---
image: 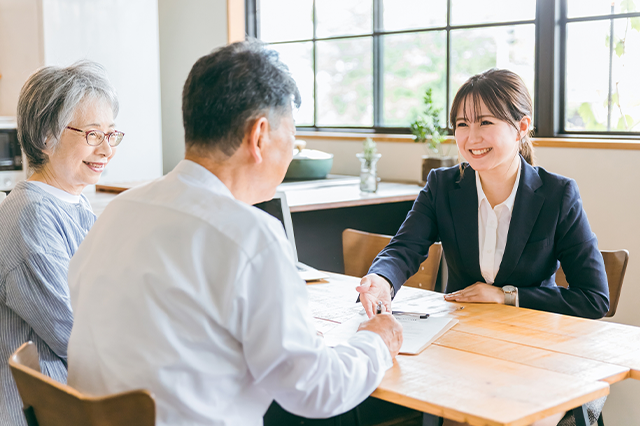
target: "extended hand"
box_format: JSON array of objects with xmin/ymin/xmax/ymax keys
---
[
  {"xmin": 356, "ymin": 274, "xmax": 392, "ymax": 318},
  {"xmin": 444, "ymin": 282, "xmax": 505, "ymax": 304},
  {"xmin": 357, "ymin": 313, "xmax": 403, "ymax": 358}
]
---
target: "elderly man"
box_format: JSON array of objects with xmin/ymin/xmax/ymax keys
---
[{"xmin": 66, "ymin": 41, "xmax": 402, "ymax": 426}]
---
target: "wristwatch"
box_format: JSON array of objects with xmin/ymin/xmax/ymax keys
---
[{"xmin": 502, "ymin": 285, "xmax": 519, "ymax": 307}]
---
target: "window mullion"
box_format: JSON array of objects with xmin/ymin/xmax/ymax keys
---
[
  {"xmin": 446, "ymin": 0, "xmax": 451, "ymax": 128},
  {"xmin": 313, "ymin": 0, "xmax": 318, "ymax": 127},
  {"xmin": 373, "ymin": 0, "xmax": 383, "ymax": 127}
]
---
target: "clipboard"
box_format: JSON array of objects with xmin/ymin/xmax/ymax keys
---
[{"xmin": 322, "ymin": 314, "xmax": 458, "ymax": 355}]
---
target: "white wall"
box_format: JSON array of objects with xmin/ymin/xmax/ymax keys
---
[
  {"xmin": 305, "ymin": 137, "xmax": 640, "ymax": 424},
  {"xmin": 157, "ymin": 0, "xmax": 228, "ymax": 174},
  {"xmin": 40, "ymin": 0, "xmax": 163, "ymax": 183},
  {"xmin": 0, "ymin": 0, "xmax": 43, "ymax": 116}
]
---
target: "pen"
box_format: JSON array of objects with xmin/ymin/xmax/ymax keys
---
[
  {"xmin": 376, "ymin": 301, "xmax": 383, "ymax": 315},
  {"xmin": 392, "ymin": 311, "xmax": 429, "ymax": 319}
]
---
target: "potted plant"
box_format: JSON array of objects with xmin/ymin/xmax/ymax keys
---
[
  {"xmin": 410, "ymin": 88, "xmax": 457, "ymax": 185},
  {"xmin": 356, "ymin": 137, "xmax": 381, "ymax": 193}
]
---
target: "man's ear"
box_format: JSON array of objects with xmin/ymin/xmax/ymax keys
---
[{"xmin": 246, "ymin": 116, "xmax": 270, "ymax": 164}]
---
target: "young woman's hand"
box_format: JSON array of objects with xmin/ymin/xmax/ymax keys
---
[
  {"xmin": 356, "ymin": 274, "xmax": 393, "ymax": 318},
  {"xmin": 444, "ymin": 282, "xmax": 505, "ymax": 304}
]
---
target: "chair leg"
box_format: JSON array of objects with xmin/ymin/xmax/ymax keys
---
[
  {"xmin": 23, "ymin": 406, "xmax": 39, "ymax": 426},
  {"xmin": 597, "ymin": 412, "xmax": 604, "ymax": 426},
  {"xmin": 572, "ymin": 405, "xmax": 589, "ymax": 426},
  {"xmin": 422, "ymin": 412, "xmax": 442, "ymax": 426}
]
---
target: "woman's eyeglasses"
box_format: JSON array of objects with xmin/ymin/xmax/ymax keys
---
[{"xmin": 66, "ymin": 126, "xmax": 125, "ymax": 147}]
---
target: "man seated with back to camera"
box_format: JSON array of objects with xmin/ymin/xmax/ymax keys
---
[{"xmin": 65, "ymin": 40, "xmax": 403, "ymax": 426}]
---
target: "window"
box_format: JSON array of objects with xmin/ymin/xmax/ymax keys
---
[
  {"xmin": 562, "ymin": 0, "xmax": 640, "ymax": 133},
  {"xmin": 248, "ymin": 0, "xmax": 640, "ymax": 137}
]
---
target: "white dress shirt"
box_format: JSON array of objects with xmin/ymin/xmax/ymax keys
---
[
  {"xmin": 476, "ymin": 161, "xmax": 521, "ymax": 284},
  {"xmin": 67, "ymin": 160, "xmax": 392, "ymax": 426}
]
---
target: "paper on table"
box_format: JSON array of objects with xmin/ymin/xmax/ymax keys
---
[{"xmin": 323, "ymin": 313, "xmax": 458, "ymax": 355}]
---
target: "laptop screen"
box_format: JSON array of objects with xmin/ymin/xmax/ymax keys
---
[{"xmin": 253, "ymin": 191, "xmax": 298, "ymax": 261}]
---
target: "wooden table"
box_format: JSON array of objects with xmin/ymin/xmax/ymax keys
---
[{"xmin": 309, "ymin": 274, "xmax": 640, "ymax": 426}]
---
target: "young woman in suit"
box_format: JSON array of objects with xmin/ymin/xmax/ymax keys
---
[{"xmin": 357, "ymin": 68, "xmax": 609, "ymax": 426}]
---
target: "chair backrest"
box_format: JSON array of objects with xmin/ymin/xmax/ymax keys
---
[
  {"xmin": 342, "ymin": 228, "xmax": 443, "ymax": 291},
  {"xmin": 555, "ymin": 249, "xmax": 629, "ymax": 318},
  {"xmin": 9, "ymin": 342, "xmax": 155, "ymax": 426}
]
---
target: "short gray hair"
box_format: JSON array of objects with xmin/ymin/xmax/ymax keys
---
[{"xmin": 17, "ymin": 60, "xmax": 119, "ymax": 171}]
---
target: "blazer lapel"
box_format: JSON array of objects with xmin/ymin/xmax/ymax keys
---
[
  {"xmin": 449, "ymin": 166, "xmax": 482, "ymax": 280},
  {"xmin": 494, "ymin": 158, "xmax": 545, "ymax": 284}
]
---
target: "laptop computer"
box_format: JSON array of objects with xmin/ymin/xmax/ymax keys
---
[{"xmin": 254, "ymin": 192, "xmax": 329, "ymax": 282}]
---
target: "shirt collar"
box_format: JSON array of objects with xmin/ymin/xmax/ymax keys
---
[
  {"xmin": 27, "ymin": 181, "xmax": 82, "ymax": 204},
  {"xmin": 172, "ymin": 159, "xmax": 236, "ymax": 200},
  {"xmin": 475, "ymin": 158, "xmax": 522, "ymax": 212}
]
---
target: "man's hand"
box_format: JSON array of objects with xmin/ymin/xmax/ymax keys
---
[
  {"xmin": 357, "ymin": 313, "xmax": 403, "ymax": 358},
  {"xmin": 443, "ymin": 282, "xmax": 505, "ymax": 304},
  {"xmin": 356, "ymin": 274, "xmax": 392, "ymax": 318}
]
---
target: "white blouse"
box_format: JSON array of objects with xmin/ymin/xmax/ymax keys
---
[{"xmin": 476, "ymin": 161, "xmax": 522, "ymax": 284}]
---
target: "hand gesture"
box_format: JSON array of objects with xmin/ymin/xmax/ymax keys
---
[
  {"xmin": 356, "ymin": 274, "xmax": 393, "ymax": 318},
  {"xmin": 357, "ymin": 313, "xmax": 403, "ymax": 358},
  {"xmin": 444, "ymin": 282, "xmax": 505, "ymax": 304}
]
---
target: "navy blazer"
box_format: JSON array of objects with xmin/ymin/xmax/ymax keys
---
[{"xmin": 369, "ymin": 156, "xmax": 609, "ymax": 319}]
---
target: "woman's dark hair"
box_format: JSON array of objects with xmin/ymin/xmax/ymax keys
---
[
  {"xmin": 449, "ymin": 68, "xmax": 534, "ymax": 166},
  {"xmin": 182, "ymin": 39, "xmax": 301, "ymax": 156}
]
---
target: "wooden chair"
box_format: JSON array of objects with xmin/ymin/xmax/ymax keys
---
[
  {"xmin": 342, "ymin": 228, "xmax": 443, "ymax": 291},
  {"xmin": 9, "ymin": 341, "xmax": 155, "ymax": 426},
  {"xmin": 555, "ymin": 249, "xmax": 629, "ymax": 317}
]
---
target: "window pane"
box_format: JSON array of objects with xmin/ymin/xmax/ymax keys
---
[
  {"xmin": 382, "ymin": 0, "xmax": 446, "ymax": 31},
  {"xmin": 565, "ymin": 19, "xmax": 640, "ymax": 132},
  {"xmin": 451, "ymin": 0, "xmax": 536, "ymax": 26},
  {"xmin": 567, "ymin": 0, "xmax": 639, "ymax": 19},
  {"xmin": 450, "ymin": 25, "xmax": 535, "ymax": 118},
  {"xmin": 316, "ymin": 37, "xmax": 373, "ymax": 126},
  {"xmin": 270, "ymin": 42, "xmax": 314, "ymax": 126},
  {"xmin": 259, "ymin": 0, "xmax": 313, "ymax": 42},
  {"xmin": 316, "ymin": 0, "xmax": 372, "ymax": 38},
  {"xmin": 382, "ymin": 31, "xmax": 447, "ymax": 127}
]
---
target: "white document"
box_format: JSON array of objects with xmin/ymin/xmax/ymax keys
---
[{"xmin": 323, "ymin": 313, "xmax": 458, "ymax": 355}]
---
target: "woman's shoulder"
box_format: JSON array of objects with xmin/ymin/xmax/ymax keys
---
[
  {"xmin": 530, "ymin": 164, "xmax": 580, "ymax": 199},
  {"xmin": 0, "ymin": 183, "xmax": 69, "ymax": 254},
  {"xmin": 427, "ymin": 163, "xmax": 464, "ymax": 187}
]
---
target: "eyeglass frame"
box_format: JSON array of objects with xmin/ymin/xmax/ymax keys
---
[{"xmin": 65, "ymin": 126, "xmax": 125, "ymax": 147}]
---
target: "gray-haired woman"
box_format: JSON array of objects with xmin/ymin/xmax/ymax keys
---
[{"xmin": 0, "ymin": 61, "xmax": 123, "ymax": 426}]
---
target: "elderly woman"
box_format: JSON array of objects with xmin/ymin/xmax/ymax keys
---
[{"xmin": 0, "ymin": 61, "xmax": 123, "ymax": 426}]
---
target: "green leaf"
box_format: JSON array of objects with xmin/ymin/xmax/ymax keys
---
[
  {"xmin": 631, "ymin": 17, "xmax": 640, "ymax": 32},
  {"xmin": 605, "ymin": 35, "xmax": 610, "ymax": 48},
  {"xmin": 617, "ymin": 114, "xmax": 634, "ymax": 130},
  {"xmin": 621, "ymin": 0, "xmax": 637, "ymax": 12},
  {"xmin": 615, "ymin": 40, "xmax": 625, "ymax": 57},
  {"xmin": 611, "ymin": 93, "xmax": 619, "ymax": 105}
]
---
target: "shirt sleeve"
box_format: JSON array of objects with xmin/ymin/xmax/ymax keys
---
[
  {"xmin": 518, "ymin": 179, "xmax": 609, "ymax": 319},
  {"xmin": 369, "ymin": 169, "xmax": 440, "ymax": 296},
  {"xmin": 5, "ymin": 250, "xmax": 74, "ymax": 362},
  {"xmin": 236, "ymin": 240, "xmax": 393, "ymax": 418}
]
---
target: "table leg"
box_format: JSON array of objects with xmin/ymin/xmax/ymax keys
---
[
  {"xmin": 422, "ymin": 412, "xmax": 442, "ymax": 426},
  {"xmin": 572, "ymin": 405, "xmax": 590, "ymax": 426}
]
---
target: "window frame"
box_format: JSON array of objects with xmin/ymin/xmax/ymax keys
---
[{"xmin": 246, "ymin": 0, "xmax": 640, "ymax": 139}]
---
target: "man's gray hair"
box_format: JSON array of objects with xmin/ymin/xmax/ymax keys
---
[{"xmin": 17, "ymin": 60, "xmax": 119, "ymax": 170}]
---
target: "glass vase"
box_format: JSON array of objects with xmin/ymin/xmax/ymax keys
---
[{"xmin": 356, "ymin": 153, "xmax": 381, "ymax": 193}]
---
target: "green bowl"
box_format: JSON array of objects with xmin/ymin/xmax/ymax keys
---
[{"xmin": 285, "ymin": 150, "xmax": 334, "ymax": 180}]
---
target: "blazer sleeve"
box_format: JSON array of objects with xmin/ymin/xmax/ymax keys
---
[
  {"xmin": 368, "ymin": 170, "xmax": 440, "ymax": 296},
  {"xmin": 518, "ymin": 179, "xmax": 609, "ymax": 319}
]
